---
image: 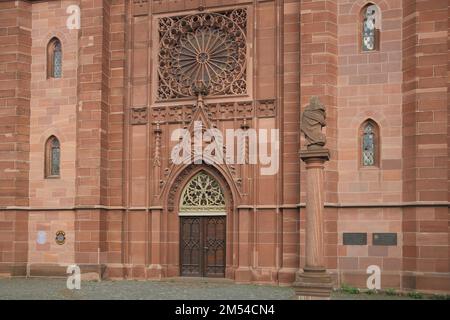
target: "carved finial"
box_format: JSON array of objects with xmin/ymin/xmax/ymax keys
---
[
  {"xmin": 154, "ymin": 121, "xmax": 162, "ymax": 134},
  {"xmin": 193, "ymin": 80, "xmax": 210, "ymax": 111},
  {"xmin": 193, "ymin": 79, "xmax": 209, "ymax": 97},
  {"xmin": 198, "ymin": 0, "xmax": 206, "ymax": 12},
  {"xmin": 241, "ymin": 118, "xmax": 249, "ymax": 130},
  {"xmin": 196, "ymin": 93, "xmax": 204, "ymax": 108},
  {"xmin": 300, "ymin": 96, "xmax": 327, "ymax": 150}
]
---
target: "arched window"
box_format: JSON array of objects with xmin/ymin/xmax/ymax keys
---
[
  {"xmin": 361, "ymin": 4, "xmax": 381, "ymax": 52},
  {"xmin": 47, "ymin": 37, "xmax": 62, "ymax": 78},
  {"xmin": 360, "ymin": 120, "xmax": 379, "ymax": 167},
  {"xmin": 180, "ymin": 172, "xmax": 226, "ymax": 215},
  {"xmin": 45, "ymin": 136, "xmax": 60, "ymax": 178}
]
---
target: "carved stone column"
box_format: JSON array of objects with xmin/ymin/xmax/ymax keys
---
[{"xmin": 293, "ymin": 149, "xmax": 333, "ymax": 299}]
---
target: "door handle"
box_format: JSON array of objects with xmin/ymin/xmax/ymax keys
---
[{"xmin": 204, "ymin": 247, "xmax": 209, "ymax": 250}]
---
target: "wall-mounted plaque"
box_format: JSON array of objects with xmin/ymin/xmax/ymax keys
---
[
  {"xmin": 343, "ymin": 233, "xmax": 367, "ymax": 245},
  {"xmin": 373, "ymin": 233, "xmax": 397, "ymax": 246},
  {"xmin": 55, "ymin": 230, "xmax": 66, "ymax": 245}
]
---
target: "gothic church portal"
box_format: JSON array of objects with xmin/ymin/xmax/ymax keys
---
[{"xmin": 0, "ymin": 0, "xmax": 449, "ymax": 293}]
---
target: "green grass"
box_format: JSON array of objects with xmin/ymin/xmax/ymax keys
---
[
  {"xmin": 407, "ymin": 291, "xmax": 424, "ymax": 299},
  {"xmin": 340, "ymin": 283, "xmax": 360, "ymax": 294},
  {"xmin": 384, "ymin": 288, "xmax": 397, "ymax": 296},
  {"xmin": 335, "ymin": 284, "xmax": 449, "ymax": 300},
  {"xmin": 365, "ymin": 289, "xmax": 378, "ymax": 295}
]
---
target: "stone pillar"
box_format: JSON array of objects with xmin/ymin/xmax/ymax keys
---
[
  {"xmin": 294, "ymin": 149, "xmax": 333, "ymax": 299},
  {"xmin": 147, "ymin": 207, "xmax": 163, "ymax": 279},
  {"xmin": 235, "ymin": 207, "xmax": 253, "ymax": 282}
]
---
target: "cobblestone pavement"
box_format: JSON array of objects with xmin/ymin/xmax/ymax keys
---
[
  {"xmin": 0, "ymin": 278, "xmax": 431, "ymax": 300},
  {"xmin": 0, "ymin": 278, "xmax": 295, "ymax": 300}
]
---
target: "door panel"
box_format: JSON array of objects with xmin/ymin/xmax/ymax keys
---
[
  {"xmin": 180, "ymin": 216, "xmax": 226, "ymax": 277},
  {"xmin": 180, "ymin": 217, "xmax": 202, "ymax": 276},
  {"xmin": 204, "ymin": 216, "xmax": 226, "ymax": 277}
]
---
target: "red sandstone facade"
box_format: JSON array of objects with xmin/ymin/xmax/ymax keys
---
[{"xmin": 0, "ymin": 0, "xmax": 449, "ymax": 293}]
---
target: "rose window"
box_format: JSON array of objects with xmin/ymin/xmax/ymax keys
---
[{"xmin": 158, "ymin": 9, "xmax": 247, "ymax": 100}]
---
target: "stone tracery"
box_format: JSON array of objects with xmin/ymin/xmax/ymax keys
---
[
  {"xmin": 180, "ymin": 172, "xmax": 226, "ymax": 213},
  {"xmin": 158, "ymin": 9, "xmax": 247, "ymax": 100}
]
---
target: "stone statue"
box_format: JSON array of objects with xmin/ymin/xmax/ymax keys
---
[{"xmin": 301, "ymin": 96, "xmax": 326, "ymax": 150}]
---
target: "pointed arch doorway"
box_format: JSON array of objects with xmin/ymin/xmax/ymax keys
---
[{"xmin": 179, "ymin": 171, "xmax": 226, "ymax": 278}]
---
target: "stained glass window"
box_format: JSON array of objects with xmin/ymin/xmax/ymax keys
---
[
  {"xmin": 53, "ymin": 41, "xmax": 62, "ymax": 78},
  {"xmin": 362, "ymin": 122, "xmax": 375, "ymax": 166},
  {"xmin": 362, "ymin": 4, "xmax": 379, "ymax": 51},
  {"xmin": 51, "ymin": 138, "xmax": 60, "ymax": 176},
  {"xmin": 45, "ymin": 136, "xmax": 60, "ymax": 178},
  {"xmin": 47, "ymin": 38, "xmax": 62, "ymax": 78}
]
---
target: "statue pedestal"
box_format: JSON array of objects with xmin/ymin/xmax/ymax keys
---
[
  {"xmin": 293, "ymin": 148, "xmax": 333, "ymax": 299},
  {"xmin": 294, "ymin": 267, "xmax": 333, "ymax": 300}
]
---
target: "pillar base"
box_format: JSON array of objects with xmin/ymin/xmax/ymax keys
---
[
  {"xmin": 147, "ymin": 264, "xmax": 164, "ymax": 279},
  {"xmin": 293, "ymin": 268, "xmax": 333, "ymax": 299},
  {"xmin": 235, "ymin": 267, "xmax": 253, "ymax": 282}
]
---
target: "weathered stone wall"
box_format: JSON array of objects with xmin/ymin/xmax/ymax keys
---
[{"xmin": 0, "ymin": 0, "xmax": 31, "ymax": 276}]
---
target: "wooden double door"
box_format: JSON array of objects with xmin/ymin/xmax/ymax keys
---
[{"xmin": 180, "ymin": 216, "xmax": 226, "ymax": 277}]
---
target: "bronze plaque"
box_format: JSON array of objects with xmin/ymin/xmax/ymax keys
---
[
  {"xmin": 343, "ymin": 233, "xmax": 367, "ymax": 245},
  {"xmin": 373, "ymin": 233, "xmax": 397, "ymax": 246},
  {"xmin": 55, "ymin": 230, "xmax": 66, "ymax": 245}
]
